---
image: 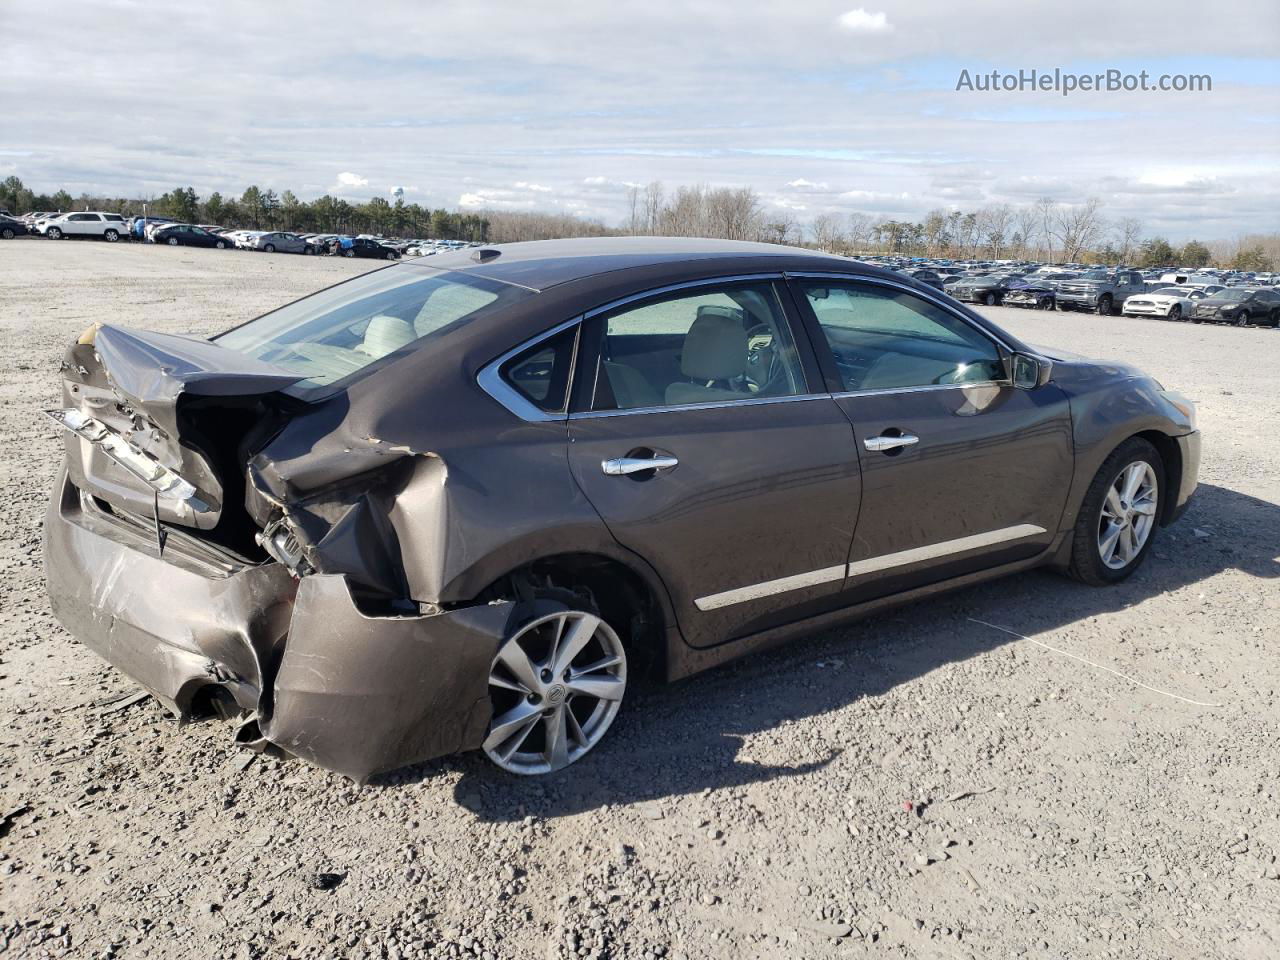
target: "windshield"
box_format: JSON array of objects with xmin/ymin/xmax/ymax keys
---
[{"xmin": 215, "ymin": 265, "xmax": 532, "ymax": 391}]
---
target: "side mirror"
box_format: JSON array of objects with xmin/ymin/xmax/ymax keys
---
[{"xmin": 1010, "ymin": 352, "xmax": 1052, "ymax": 390}]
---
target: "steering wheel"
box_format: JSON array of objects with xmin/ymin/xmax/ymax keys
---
[{"xmin": 744, "ymin": 323, "xmax": 779, "ymax": 393}]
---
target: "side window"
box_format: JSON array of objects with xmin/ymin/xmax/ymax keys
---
[
  {"xmin": 588, "ymin": 282, "xmax": 807, "ymax": 411},
  {"xmin": 796, "ymin": 281, "xmax": 1004, "ymax": 392},
  {"xmin": 499, "ymin": 326, "xmax": 578, "ymax": 414}
]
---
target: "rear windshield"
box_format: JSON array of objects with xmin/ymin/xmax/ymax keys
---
[{"xmin": 215, "ymin": 265, "xmax": 532, "ymax": 392}]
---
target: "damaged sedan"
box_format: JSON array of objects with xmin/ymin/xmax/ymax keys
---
[{"xmin": 44, "ymin": 238, "xmax": 1202, "ymax": 782}]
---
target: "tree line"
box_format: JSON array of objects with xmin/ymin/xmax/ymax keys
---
[{"xmin": 1, "ymin": 174, "xmax": 1273, "ymax": 270}]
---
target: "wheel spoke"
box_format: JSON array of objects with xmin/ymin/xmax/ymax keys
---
[
  {"xmin": 1099, "ymin": 521, "xmax": 1123, "ymax": 564},
  {"xmin": 1104, "ymin": 487, "xmax": 1125, "ymax": 519},
  {"xmin": 568, "ymin": 675, "xmax": 626, "ymax": 701},
  {"xmin": 565, "ymin": 705, "xmax": 588, "ymax": 747},
  {"xmin": 544, "ymin": 708, "xmax": 570, "ymax": 769},
  {"xmin": 1121, "ymin": 464, "xmax": 1144, "ymax": 503},
  {"xmin": 1131, "ymin": 497, "xmax": 1157, "ymax": 517},
  {"xmin": 494, "ymin": 640, "xmax": 541, "ymax": 693},
  {"xmin": 487, "ymin": 673, "xmax": 528, "ymax": 694},
  {"xmin": 571, "ymin": 654, "xmax": 623, "ymax": 676},
  {"xmin": 483, "ymin": 700, "xmax": 542, "ymax": 754},
  {"xmin": 552, "ymin": 613, "xmax": 601, "ymax": 674}
]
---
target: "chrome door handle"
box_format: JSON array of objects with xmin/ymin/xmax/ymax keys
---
[
  {"xmin": 864, "ymin": 433, "xmax": 919, "ymax": 452},
  {"xmin": 602, "ymin": 454, "xmax": 679, "ymax": 476}
]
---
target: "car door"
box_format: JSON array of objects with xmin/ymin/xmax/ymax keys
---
[
  {"xmin": 789, "ymin": 275, "xmax": 1074, "ymax": 605},
  {"xmin": 63, "ymin": 213, "xmax": 91, "ymax": 236},
  {"xmin": 564, "ymin": 277, "xmax": 863, "ymax": 648}
]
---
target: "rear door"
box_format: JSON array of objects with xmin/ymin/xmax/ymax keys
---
[
  {"xmin": 565, "ymin": 277, "xmax": 862, "ymax": 647},
  {"xmin": 789, "ymin": 275, "xmax": 1074, "ymax": 604}
]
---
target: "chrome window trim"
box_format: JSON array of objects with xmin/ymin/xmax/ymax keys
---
[
  {"xmin": 830, "ymin": 380, "xmax": 1005, "ymax": 400},
  {"xmin": 569, "ymin": 392, "xmax": 830, "ymax": 421},
  {"xmin": 783, "ymin": 270, "xmax": 1017, "ymax": 355},
  {"xmin": 693, "ymin": 523, "xmax": 1047, "ymax": 611},
  {"xmin": 476, "ymin": 315, "xmax": 583, "ymax": 423}
]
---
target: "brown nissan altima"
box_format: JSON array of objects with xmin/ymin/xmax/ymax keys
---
[{"xmin": 43, "ymin": 238, "xmax": 1201, "ymax": 781}]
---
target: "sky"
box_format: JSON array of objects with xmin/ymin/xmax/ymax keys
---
[{"xmin": 2, "ymin": 0, "xmax": 1277, "ymax": 241}]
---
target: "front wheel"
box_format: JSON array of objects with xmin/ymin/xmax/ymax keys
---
[
  {"xmin": 483, "ymin": 605, "xmax": 627, "ymax": 775},
  {"xmin": 167, "ymin": 237, "xmax": 178, "ymax": 246},
  {"xmin": 983, "ymin": 292, "xmax": 996, "ymax": 306},
  {"xmin": 342, "ymin": 248, "xmax": 355, "ymax": 258},
  {"xmin": 1234, "ymin": 311, "xmax": 1250, "ymax": 327},
  {"xmin": 263, "ymin": 243, "xmax": 275, "ymax": 253},
  {"xmin": 1066, "ymin": 437, "xmax": 1163, "ymax": 586},
  {"xmin": 47, "ymin": 227, "xmax": 63, "ymax": 240},
  {"xmin": 1, "ymin": 228, "xmax": 13, "ymax": 240},
  {"xmin": 1167, "ymin": 305, "xmax": 1181, "ymax": 322},
  {"xmin": 215, "ymin": 240, "xmax": 227, "ymax": 249}
]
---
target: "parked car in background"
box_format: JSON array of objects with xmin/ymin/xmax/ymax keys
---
[
  {"xmin": 900, "ymin": 268, "xmax": 946, "ymax": 291},
  {"xmin": 1122, "ymin": 287, "xmax": 1209, "ymax": 321},
  {"xmin": 1056, "ymin": 269, "xmax": 1146, "ymax": 315},
  {"xmin": 130, "ymin": 216, "xmax": 175, "ymax": 241},
  {"xmin": 37, "ymin": 211, "xmax": 128, "ymax": 242},
  {"xmin": 1190, "ymin": 288, "xmax": 1280, "ymax": 327},
  {"xmin": 41, "ymin": 237, "xmax": 1200, "ymax": 782},
  {"xmin": 1003, "ymin": 274, "xmax": 1074, "ymax": 310},
  {"xmin": 246, "ymin": 232, "xmax": 309, "ymax": 254},
  {"xmin": 0, "ymin": 214, "xmax": 30, "ymax": 239},
  {"xmin": 334, "ymin": 236, "xmax": 400, "ymax": 259},
  {"xmin": 950, "ymin": 274, "xmax": 1019, "ymax": 306},
  {"xmin": 151, "ymin": 224, "xmax": 235, "ymax": 249}
]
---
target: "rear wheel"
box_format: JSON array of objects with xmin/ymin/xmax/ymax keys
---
[
  {"xmin": 342, "ymin": 248, "xmax": 355, "ymax": 258},
  {"xmin": 1066, "ymin": 437, "xmax": 1163, "ymax": 586},
  {"xmin": 215, "ymin": 240, "xmax": 227, "ymax": 249},
  {"xmin": 483, "ymin": 604, "xmax": 627, "ymax": 775},
  {"xmin": 167, "ymin": 237, "xmax": 178, "ymax": 246},
  {"xmin": 0, "ymin": 228, "xmax": 13, "ymax": 240},
  {"xmin": 1096, "ymin": 296, "xmax": 1113, "ymax": 316},
  {"xmin": 104, "ymin": 229, "xmax": 119, "ymax": 242}
]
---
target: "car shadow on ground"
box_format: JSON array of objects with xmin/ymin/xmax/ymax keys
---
[{"xmin": 373, "ymin": 483, "xmax": 1278, "ymax": 818}]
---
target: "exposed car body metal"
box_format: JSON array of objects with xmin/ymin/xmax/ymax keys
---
[{"xmin": 41, "ymin": 238, "xmax": 1201, "ymax": 782}]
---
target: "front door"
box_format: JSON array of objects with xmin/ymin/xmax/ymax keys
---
[
  {"xmin": 566, "ymin": 278, "xmax": 862, "ymax": 647},
  {"xmin": 789, "ymin": 276, "xmax": 1074, "ymax": 603}
]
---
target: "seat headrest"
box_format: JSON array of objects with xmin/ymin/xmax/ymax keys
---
[
  {"xmin": 681, "ymin": 313, "xmax": 747, "ymax": 381},
  {"xmin": 360, "ymin": 314, "xmax": 416, "ymax": 358}
]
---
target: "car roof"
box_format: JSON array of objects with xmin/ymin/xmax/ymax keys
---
[{"xmin": 408, "ymin": 236, "xmax": 884, "ymax": 292}]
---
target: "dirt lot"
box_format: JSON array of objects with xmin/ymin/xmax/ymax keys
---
[{"xmin": 1, "ymin": 239, "xmax": 1277, "ymax": 960}]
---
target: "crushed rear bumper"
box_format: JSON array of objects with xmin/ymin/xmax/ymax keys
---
[{"xmin": 43, "ymin": 469, "xmax": 513, "ymax": 782}]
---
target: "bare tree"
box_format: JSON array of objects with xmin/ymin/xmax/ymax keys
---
[
  {"xmin": 844, "ymin": 212, "xmax": 874, "ymax": 253},
  {"xmin": 808, "ymin": 212, "xmax": 844, "ymax": 252},
  {"xmin": 979, "ymin": 205, "xmax": 1014, "ymax": 258},
  {"xmin": 1054, "ymin": 197, "xmax": 1106, "ymax": 262},
  {"xmin": 1115, "ymin": 217, "xmax": 1143, "ymax": 264},
  {"xmin": 1036, "ymin": 197, "xmax": 1058, "ymax": 263},
  {"xmin": 1013, "ymin": 207, "xmax": 1039, "ymax": 259}
]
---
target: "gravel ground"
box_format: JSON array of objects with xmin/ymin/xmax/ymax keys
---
[{"xmin": 1, "ymin": 239, "xmax": 1277, "ymax": 960}]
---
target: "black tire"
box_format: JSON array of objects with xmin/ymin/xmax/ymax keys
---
[
  {"xmin": 304, "ymin": 245, "xmax": 314, "ymax": 255},
  {"xmin": 104, "ymin": 229, "xmax": 119, "ymax": 242},
  {"xmin": 1167, "ymin": 305, "xmax": 1181, "ymax": 322},
  {"xmin": 342, "ymin": 248, "xmax": 355, "ymax": 258},
  {"xmin": 0, "ymin": 228, "xmax": 13, "ymax": 240},
  {"xmin": 1096, "ymin": 296, "xmax": 1113, "ymax": 316},
  {"xmin": 983, "ymin": 292, "xmax": 996, "ymax": 306},
  {"xmin": 263, "ymin": 243, "xmax": 275, "ymax": 253},
  {"xmin": 167, "ymin": 237, "xmax": 179, "ymax": 246},
  {"xmin": 384, "ymin": 250, "xmax": 396, "ymax": 259},
  {"xmin": 1066, "ymin": 436, "xmax": 1164, "ymax": 586},
  {"xmin": 47, "ymin": 227, "xmax": 62, "ymax": 240},
  {"xmin": 1234, "ymin": 310, "xmax": 1250, "ymax": 327},
  {"xmin": 1270, "ymin": 309, "xmax": 1280, "ymax": 329},
  {"xmin": 215, "ymin": 240, "xmax": 227, "ymax": 249}
]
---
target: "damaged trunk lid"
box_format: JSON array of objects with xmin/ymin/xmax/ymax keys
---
[{"xmin": 49, "ymin": 324, "xmax": 304, "ymax": 537}]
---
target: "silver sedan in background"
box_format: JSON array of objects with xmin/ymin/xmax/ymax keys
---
[{"xmin": 247, "ymin": 231, "xmax": 309, "ymax": 254}]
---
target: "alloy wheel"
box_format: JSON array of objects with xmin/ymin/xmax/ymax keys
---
[
  {"xmin": 483, "ymin": 610, "xmax": 626, "ymax": 775},
  {"xmin": 1097, "ymin": 461, "xmax": 1158, "ymax": 570}
]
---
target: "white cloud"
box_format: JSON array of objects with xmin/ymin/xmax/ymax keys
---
[
  {"xmin": 784, "ymin": 178, "xmax": 831, "ymax": 192},
  {"xmin": 514, "ymin": 181, "xmax": 553, "ymax": 192},
  {"xmin": 837, "ymin": 9, "xmax": 892, "ymax": 34},
  {"xmin": 336, "ymin": 171, "xmax": 368, "ymax": 188}
]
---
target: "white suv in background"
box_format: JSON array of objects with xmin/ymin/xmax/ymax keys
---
[{"xmin": 38, "ymin": 211, "xmax": 128, "ymax": 242}]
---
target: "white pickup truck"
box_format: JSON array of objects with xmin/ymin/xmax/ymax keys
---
[{"xmin": 38, "ymin": 211, "xmax": 129, "ymax": 242}]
